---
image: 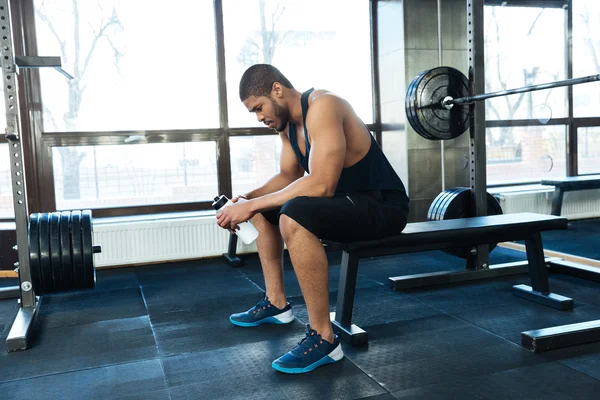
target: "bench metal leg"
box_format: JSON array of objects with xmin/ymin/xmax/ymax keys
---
[
  {"xmin": 550, "ymin": 188, "xmax": 564, "ymax": 216},
  {"xmin": 222, "ymin": 233, "xmax": 243, "ymax": 267},
  {"xmin": 521, "ymin": 320, "xmax": 600, "ymax": 353},
  {"xmin": 389, "ymin": 260, "xmax": 530, "ymax": 290},
  {"xmin": 331, "ymin": 251, "xmax": 367, "ymax": 346},
  {"xmin": 548, "ymin": 259, "xmax": 600, "ymax": 283},
  {"xmin": 513, "ymin": 232, "xmax": 573, "ymax": 310}
]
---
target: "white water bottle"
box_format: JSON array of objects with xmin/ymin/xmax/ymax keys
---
[{"xmin": 212, "ymin": 195, "xmax": 259, "ymax": 244}]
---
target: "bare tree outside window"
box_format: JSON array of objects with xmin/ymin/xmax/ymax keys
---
[
  {"xmin": 36, "ymin": 0, "xmax": 123, "ymax": 200},
  {"xmin": 484, "ymin": 6, "xmax": 567, "ymax": 184}
]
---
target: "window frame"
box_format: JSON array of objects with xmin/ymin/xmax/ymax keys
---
[
  {"xmin": 485, "ymin": 0, "xmax": 600, "ymax": 188},
  {"xmin": 7, "ymin": 0, "xmax": 379, "ymax": 218}
]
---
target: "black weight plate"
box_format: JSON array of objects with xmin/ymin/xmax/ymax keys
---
[
  {"xmin": 407, "ymin": 71, "xmax": 435, "ymax": 140},
  {"xmin": 439, "ymin": 188, "xmax": 504, "ymax": 258},
  {"xmin": 414, "ymin": 67, "xmax": 470, "ymax": 140},
  {"xmin": 81, "ymin": 210, "xmax": 95, "ymax": 289},
  {"xmin": 427, "ymin": 188, "xmax": 456, "ymax": 221},
  {"xmin": 427, "ymin": 193, "xmax": 443, "ymax": 221},
  {"xmin": 406, "ymin": 72, "xmax": 430, "ymax": 139},
  {"xmin": 59, "ymin": 211, "xmax": 74, "ymax": 291},
  {"xmin": 38, "ymin": 213, "xmax": 53, "ymax": 295},
  {"xmin": 440, "ymin": 187, "xmax": 471, "ymax": 220},
  {"xmin": 408, "ymin": 71, "xmax": 436, "ymax": 140},
  {"xmin": 434, "ymin": 187, "xmax": 464, "ymax": 221},
  {"xmin": 71, "ymin": 211, "xmax": 84, "ymax": 290},
  {"xmin": 49, "ymin": 212, "xmax": 63, "ymax": 293},
  {"xmin": 28, "ymin": 213, "xmax": 43, "ymax": 294},
  {"xmin": 406, "ymin": 73, "xmax": 424, "ymax": 137}
]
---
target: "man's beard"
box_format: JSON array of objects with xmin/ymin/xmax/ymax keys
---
[{"xmin": 270, "ymin": 97, "xmax": 290, "ymax": 132}]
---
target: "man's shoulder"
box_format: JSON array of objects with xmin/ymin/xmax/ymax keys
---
[{"xmin": 307, "ymin": 90, "xmax": 346, "ymax": 118}]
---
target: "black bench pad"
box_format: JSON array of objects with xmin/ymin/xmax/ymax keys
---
[{"xmin": 323, "ymin": 213, "xmax": 567, "ymax": 255}]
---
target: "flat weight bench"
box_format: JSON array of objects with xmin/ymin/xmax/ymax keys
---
[
  {"xmin": 322, "ymin": 212, "xmax": 570, "ymax": 346},
  {"xmin": 541, "ymin": 175, "xmax": 600, "ymax": 216}
]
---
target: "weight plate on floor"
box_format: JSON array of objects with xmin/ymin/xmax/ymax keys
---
[
  {"xmin": 430, "ymin": 188, "xmax": 457, "ymax": 221},
  {"xmin": 38, "ymin": 213, "xmax": 53, "ymax": 295},
  {"xmin": 60, "ymin": 211, "xmax": 74, "ymax": 291},
  {"xmin": 438, "ymin": 187, "xmax": 503, "ymax": 258},
  {"xmin": 427, "ymin": 189, "xmax": 449, "ymax": 221},
  {"xmin": 28, "ymin": 213, "xmax": 42, "ymax": 294},
  {"xmin": 81, "ymin": 210, "xmax": 96, "ymax": 289},
  {"xmin": 71, "ymin": 211, "xmax": 84, "ymax": 290},
  {"xmin": 49, "ymin": 212, "xmax": 63, "ymax": 293}
]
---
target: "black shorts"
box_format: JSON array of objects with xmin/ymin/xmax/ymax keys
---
[{"xmin": 261, "ymin": 190, "xmax": 409, "ymax": 243}]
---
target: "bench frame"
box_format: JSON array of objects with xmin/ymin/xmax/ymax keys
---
[
  {"xmin": 541, "ymin": 175, "xmax": 600, "ymax": 216},
  {"xmin": 326, "ymin": 216, "xmax": 574, "ymax": 346}
]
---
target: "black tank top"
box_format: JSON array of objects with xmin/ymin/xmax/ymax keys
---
[{"xmin": 288, "ymin": 89, "xmax": 408, "ymax": 196}]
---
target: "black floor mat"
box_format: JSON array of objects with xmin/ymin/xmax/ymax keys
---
[
  {"xmin": 164, "ymin": 342, "xmax": 388, "ymax": 400},
  {"xmin": 392, "ymin": 361, "xmax": 600, "ymax": 400},
  {"xmin": 0, "ymin": 316, "xmax": 157, "ymax": 384},
  {"xmin": 0, "ymin": 359, "xmax": 169, "ymax": 400},
  {"xmin": 1, "ymin": 249, "xmax": 599, "ymax": 399},
  {"xmin": 541, "ymin": 219, "xmax": 600, "ymax": 260}
]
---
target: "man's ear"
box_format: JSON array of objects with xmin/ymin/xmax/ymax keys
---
[{"xmin": 271, "ymin": 82, "xmax": 284, "ymax": 98}]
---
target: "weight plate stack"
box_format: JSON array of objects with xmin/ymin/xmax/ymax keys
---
[
  {"xmin": 427, "ymin": 187, "xmax": 503, "ymax": 258},
  {"xmin": 27, "ymin": 209, "xmax": 98, "ymax": 295}
]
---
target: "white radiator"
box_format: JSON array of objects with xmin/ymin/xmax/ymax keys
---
[
  {"xmin": 91, "ymin": 189, "xmax": 600, "ymax": 268},
  {"xmin": 92, "ymin": 214, "xmax": 258, "ymax": 268},
  {"xmin": 495, "ymin": 188, "xmax": 600, "ymax": 220}
]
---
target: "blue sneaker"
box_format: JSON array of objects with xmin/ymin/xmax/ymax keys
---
[
  {"xmin": 271, "ymin": 325, "xmax": 344, "ymax": 374},
  {"xmin": 229, "ymin": 295, "xmax": 294, "ymax": 327}
]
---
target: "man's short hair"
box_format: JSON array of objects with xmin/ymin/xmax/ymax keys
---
[{"xmin": 239, "ymin": 64, "xmax": 294, "ymax": 101}]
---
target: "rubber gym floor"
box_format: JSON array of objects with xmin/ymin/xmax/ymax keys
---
[{"xmin": 0, "ymin": 219, "xmax": 599, "ymax": 399}]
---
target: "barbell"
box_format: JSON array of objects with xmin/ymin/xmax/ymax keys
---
[{"xmin": 405, "ymin": 66, "xmax": 600, "ymax": 141}]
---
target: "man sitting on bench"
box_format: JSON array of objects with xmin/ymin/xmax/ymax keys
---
[{"xmin": 215, "ymin": 64, "xmax": 410, "ymax": 374}]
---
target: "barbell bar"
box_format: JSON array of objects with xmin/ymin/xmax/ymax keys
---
[
  {"xmin": 442, "ymin": 73, "xmax": 600, "ymax": 109},
  {"xmin": 406, "ymin": 66, "xmax": 600, "ymax": 141}
]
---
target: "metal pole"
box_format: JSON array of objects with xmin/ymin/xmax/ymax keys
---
[
  {"xmin": 445, "ymin": 74, "xmax": 600, "ymax": 107},
  {"xmin": 469, "ymin": 0, "xmax": 489, "ymax": 270},
  {"xmin": 1, "ymin": 0, "xmax": 34, "ymax": 308},
  {"xmin": 566, "ymin": 0, "xmax": 576, "ymax": 176},
  {"xmin": 437, "ymin": 0, "xmax": 445, "ymax": 191}
]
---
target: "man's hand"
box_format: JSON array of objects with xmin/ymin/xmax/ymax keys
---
[
  {"xmin": 231, "ymin": 194, "xmax": 248, "ymax": 203},
  {"xmin": 216, "ymin": 198, "xmax": 255, "ymax": 233}
]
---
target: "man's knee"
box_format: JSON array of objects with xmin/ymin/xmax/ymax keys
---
[{"xmin": 279, "ymin": 214, "xmax": 305, "ymax": 242}]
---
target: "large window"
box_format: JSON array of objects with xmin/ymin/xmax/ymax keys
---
[
  {"xmin": 578, "ymin": 127, "xmax": 600, "ymax": 174},
  {"xmin": 230, "ymin": 136, "xmax": 282, "ymax": 196},
  {"xmin": 223, "ymin": 0, "xmax": 373, "ymax": 128},
  {"xmin": 487, "ymin": 125, "xmax": 567, "ymax": 185},
  {"xmin": 573, "ymin": 0, "xmax": 600, "ymax": 117},
  {"xmin": 35, "ymin": 0, "xmax": 219, "ymax": 132},
  {"xmin": 52, "ymin": 142, "xmax": 218, "ymax": 210},
  {"xmin": 484, "ymin": 6, "xmax": 566, "ymax": 121}
]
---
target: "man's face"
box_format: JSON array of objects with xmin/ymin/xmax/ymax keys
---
[{"xmin": 243, "ymin": 95, "xmax": 290, "ymax": 132}]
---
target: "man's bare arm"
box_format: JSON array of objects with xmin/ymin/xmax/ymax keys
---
[
  {"xmin": 248, "ymin": 95, "xmax": 346, "ymax": 213},
  {"xmin": 242, "ymin": 131, "xmax": 304, "ymax": 199}
]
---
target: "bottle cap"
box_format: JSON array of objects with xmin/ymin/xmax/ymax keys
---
[{"xmin": 212, "ymin": 195, "xmax": 229, "ymax": 210}]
